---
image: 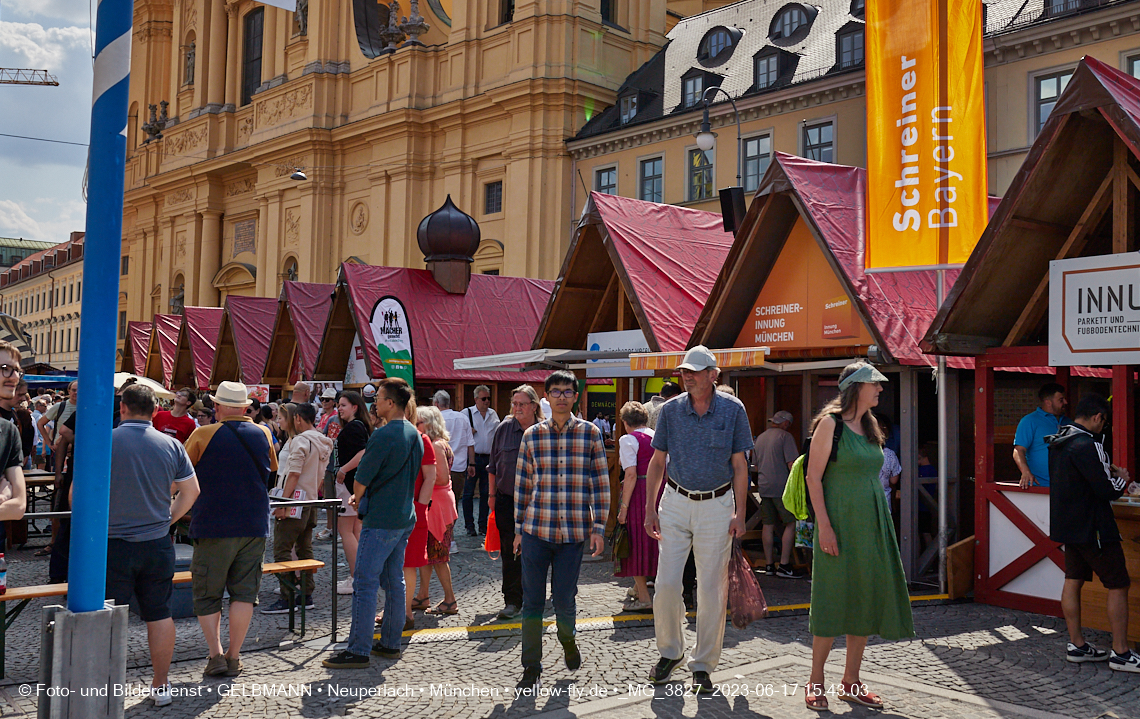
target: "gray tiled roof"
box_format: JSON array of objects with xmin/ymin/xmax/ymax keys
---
[
  {"xmin": 661, "ymin": 1, "xmax": 861, "ymax": 112},
  {"xmin": 983, "ymin": 0, "xmax": 1135, "ymax": 35},
  {"xmin": 572, "ymin": 0, "xmax": 1139, "ymax": 143}
]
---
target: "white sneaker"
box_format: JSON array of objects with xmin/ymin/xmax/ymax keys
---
[
  {"xmin": 152, "ymin": 683, "xmax": 172, "ymax": 707},
  {"xmin": 316, "ymin": 528, "xmax": 333, "ymax": 541},
  {"xmin": 450, "ymin": 541, "xmax": 458, "ymax": 553},
  {"xmin": 1110, "ymin": 649, "xmax": 1140, "ymax": 673},
  {"xmin": 337, "ymin": 577, "xmax": 354, "ymax": 595}
]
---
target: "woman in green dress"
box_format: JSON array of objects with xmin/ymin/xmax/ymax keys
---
[{"xmin": 803, "ymin": 362, "xmax": 915, "ymax": 711}]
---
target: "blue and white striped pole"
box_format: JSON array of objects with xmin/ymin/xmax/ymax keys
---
[{"xmin": 69, "ymin": 0, "xmax": 132, "ymax": 613}]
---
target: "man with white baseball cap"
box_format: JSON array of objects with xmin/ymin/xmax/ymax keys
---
[
  {"xmin": 753, "ymin": 409, "xmax": 803, "ymax": 578},
  {"xmin": 183, "ymin": 381, "xmax": 278, "ymax": 678},
  {"xmin": 643, "ymin": 345, "xmax": 754, "ymax": 693}
]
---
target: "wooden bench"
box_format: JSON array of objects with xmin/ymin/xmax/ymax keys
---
[{"xmin": 0, "ymin": 558, "xmax": 324, "ymax": 677}]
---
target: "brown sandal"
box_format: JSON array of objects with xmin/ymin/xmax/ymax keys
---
[
  {"xmin": 805, "ymin": 680, "xmax": 828, "ymax": 711},
  {"xmin": 426, "ymin": 600, "xmax": 459, "ymax": 615}
]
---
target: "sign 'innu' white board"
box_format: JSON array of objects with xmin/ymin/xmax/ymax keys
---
[{"xmin": 1050, "ymin": 253, "xmax": 1140, "ymax": 366}]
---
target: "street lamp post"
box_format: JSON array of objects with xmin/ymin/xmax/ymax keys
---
[
  {"xmin": 694, "ymin": 85, "xmax": 743, "ymax": 185},
  {"xmin": 694, "ymin": 86, "xmax": 747, "ymax": 233}
]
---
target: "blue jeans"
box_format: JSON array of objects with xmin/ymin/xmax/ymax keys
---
[
  {"xmin": 463, "ymin": 454, "xmax": 490, "ymax": 532},
  {"xmin": 348, "ymin": 526, "xmax": 413, "ymax": 656},
  {"xmin": 520, "ymin": 532, "xmax": 585, "ymax": 670}
]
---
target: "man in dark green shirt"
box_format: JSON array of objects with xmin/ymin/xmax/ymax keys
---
[{"xmin": 324, "ymin": 378, "xmax": 431, "ymax": 668}]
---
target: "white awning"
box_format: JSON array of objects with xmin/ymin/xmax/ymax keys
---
[{"xmin": 452, "ymin": 348, "xmax": 635, "ymax": 373}]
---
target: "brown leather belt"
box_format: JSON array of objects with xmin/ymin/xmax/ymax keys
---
[{"xmin": 667, "ymin": 478, "xmax": 732, "ymax": 501}]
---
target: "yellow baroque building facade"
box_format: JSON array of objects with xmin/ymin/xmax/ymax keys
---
[{"xmin": 121, "ymin": 0, "xmax": 680, "ymax": 338}]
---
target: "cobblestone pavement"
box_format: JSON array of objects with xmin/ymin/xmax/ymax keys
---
[{"xmin": 1, "ymin": 532, "xmax": 1137, "ymax": 718}]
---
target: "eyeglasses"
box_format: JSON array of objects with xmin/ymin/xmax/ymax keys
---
[
  {"xmin": 476, "ymin": 396, "xmax": 491, "ymax": 402},
  {"xmin": 510, "ymin": 401, "xmax": 533, "ymax": 408},
  {"xmin": 0, "ymin": 365, "xmax": 23, "ymax": 378},
  {"xmin": 547, "ymin": 388, "xmax": 576, "ymax": 399}
]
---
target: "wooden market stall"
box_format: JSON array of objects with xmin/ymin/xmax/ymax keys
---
[
  {"xmin": 675, "ymin": 152, "xmax": 985, "ymax": 579},
  {"xmin": 119, "ymin": 320, "xmax": 152, "ymax": 374},
  {"xmin": 263, "ymin": 281, "xmax": 335, "ymax": 390},
  {"xmin": 311, "ymin": 262, "xmax": 553, "ymax": 415},
  {"xmin": 170, "ymin": 306, "xmax": 223, "ymax": 391},
  {"xmin": 533, "ymin": 191, "xmax": 736, "ymax": 413},
  {"xmin": 142, "ymin": 314, "xmax": 181, "ymax": 388},
  {"xmin": 923, "ymin": 57, "xmax": 1140, "ymax": 633},
  {"xmin": 209, "ymin": 295, "xmax": 277, "ymax": 389}
]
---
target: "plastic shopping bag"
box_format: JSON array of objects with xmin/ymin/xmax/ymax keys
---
[
  {"xmin": 795, "ymin": 519, "xmax": 815, "ymax": 549},
  {"xmin": 484, "ymin": 508, "xmax": 501, "ymax": 559},
  {"xmin": 727, "ymin": 538, "xmax": 767, "ymax": 629},
  {"xmin": 782, "ymin": 455, "xmax": 809, "ymax": 520}
]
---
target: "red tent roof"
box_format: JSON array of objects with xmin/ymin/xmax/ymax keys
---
[
  {"xmin": 694, "ymin": 153, "xmax": 1004, "ymax": 368},
  {"xmin": 589, "ymin": 193, "xmax": 735, "ymax": 352},
  {"xmin": 1052, "ymin": 55, "xmax": 1140, "ymax": 158},
  {"xmin": 152, "ymin": 314, "xmax": 181, "ymax": 385},
  {"xmin": 281, "ymin": 282, "xmax": 334, "ymax": 378},
  {"xmin": 125, "ymin": 320, "xmax": 151, "ymax": 373},
  {"xmin": 340, "ymin": 264, "xmax": 553, "ymax": 382},
  {"xmin": 182, "ymin": 307, "xmax": 223, "ymax": 390},
  {"xmin": 225, "ymin": 296, "xmax": 278, "ymax": 385}
]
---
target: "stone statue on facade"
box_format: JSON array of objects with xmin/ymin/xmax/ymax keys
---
[
  {"xmin": 381, "ymin": 1, "xmax": 405, "ymax": 52},
  {"xmin": 295, "ymin": 0, "xmax": 309, "ymax": 35},
  {"xmin": 399, "ymin": 0, "xmax": 429, "ymax": 46},
  {"xmin": 184, "ymin": 42, "xmax": 195, "ymax": 85},
  {"xmin": 142, "ymin": 101, "xmax": 169, "ymax": 143}
]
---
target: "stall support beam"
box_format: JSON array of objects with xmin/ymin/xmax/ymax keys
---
[
  {"xmin": 900, "ymin": 367, "xmax": 919, "ymax": 580},
  {"xmin": 1114, "ymin": 136, "xmax": 1136, "ymax": 254},
  {"xmin": 1113, "ymin": 365, "xmax": 1135, "ymax": 475},
  {"xmin": 973, "ymin": 357, "xmax": 995, "ymax": 604}
]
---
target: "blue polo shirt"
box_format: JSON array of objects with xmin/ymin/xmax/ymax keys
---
[
  {"xmin": 1013, "ymin": 407, "xmax": 1070, "ymax": 487},
  {"xmin": 651, "ymin": 391, "xmax": 753, "ymax": 492}
]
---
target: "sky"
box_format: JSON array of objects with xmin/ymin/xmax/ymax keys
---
[{"xmin": 0, "ymin": 0, "xmax": 94, "ymax": 243}]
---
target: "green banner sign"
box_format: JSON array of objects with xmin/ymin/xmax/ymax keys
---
[{"xmin": 369, "ymin": 296, "xmax": 415, "ymax": 388}]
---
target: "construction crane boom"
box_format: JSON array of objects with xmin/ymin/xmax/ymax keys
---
[{"xmin": 0, "ymin": 68, "xmax": 60, "ymax": 86}]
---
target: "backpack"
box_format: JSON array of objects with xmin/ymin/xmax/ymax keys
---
[{"xmin": 782, "ymin": 414, "xmax": 843, "ymax": 521}]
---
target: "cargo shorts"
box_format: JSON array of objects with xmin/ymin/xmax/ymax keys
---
[{"xmin": 190, "ymin": 536, "xmax": 266, "ymax": 615}]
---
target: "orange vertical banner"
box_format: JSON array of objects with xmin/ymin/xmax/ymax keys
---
[{"xmin": 865, "ymin": 0, "xmax": 988, "ymax": 270}]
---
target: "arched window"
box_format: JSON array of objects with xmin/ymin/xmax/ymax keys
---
[
  {"xmin": 283, "ymin": 257, "xmax": 299, "ymax": 282},
  {"xmin": 698, "ymin": 26, "xmax": 742, "ymax": 66}
]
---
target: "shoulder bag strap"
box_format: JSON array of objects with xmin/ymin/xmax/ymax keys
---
[
  {"xmin": 829, "ymin": 413, "xmax": 843, "ymax": 462},
  {"xmin": 223, "ymin": 421, "xmax": 270, "ymax": 485}
]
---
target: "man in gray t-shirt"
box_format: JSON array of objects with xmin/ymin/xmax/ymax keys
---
[
  {"xmin": 105, "ymin": 384, "xmax": 200, "ymax": 705},
  {"xmin": 751, "ymin": 410, "xmax": 802, "ymax": 578}
]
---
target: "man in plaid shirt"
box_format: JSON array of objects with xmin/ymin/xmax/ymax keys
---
[{"xmin": 512, "ymin": 370, "xmax": 609, "ymax": 693}]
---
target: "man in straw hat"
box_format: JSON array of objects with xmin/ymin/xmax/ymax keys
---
[
  {"xmin": 643, "ymin": 345, "xmax": 753, "ymax": 694},
  {"xmin": 183, "ymin": 381, "xmax": 277, "ymax": 678}
]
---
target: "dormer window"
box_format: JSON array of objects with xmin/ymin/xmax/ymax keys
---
[
  {"xmin": 754, "ymin": 48, "xmax": 797, "ymax": 90},
  {"xmin": 698, "ymin": 26, "xmax": 742, "ymax": 66},
  {"xmin": 770, "ymin": 4, "xmax": 816, "ymax": 42},
  {"xmin": 850, "ymin": 0, "xmax": 865, "ymax": 16},
  {"xmin": 837, "ymin": 26, "xmax": 864, "ymax": 69},
  {"xmin": 620, "ymin": 95, "xmax": 638, "ymax": 124},
  {"xmin": 756, "ymin": 54, "xmax": 778, "ymax": 89},
  {"xmin": 683, "ymin": 75, "xmax": 704, "ymax": 108}
]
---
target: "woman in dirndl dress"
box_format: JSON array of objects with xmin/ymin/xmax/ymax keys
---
[{"xmin": 615, "ymin": 401, "xmax": 663, "ymax": 612}]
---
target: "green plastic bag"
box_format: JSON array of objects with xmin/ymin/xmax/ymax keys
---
[{"xmin": 782, "ymin": 454, "xmax": 809, "ymax": 521}]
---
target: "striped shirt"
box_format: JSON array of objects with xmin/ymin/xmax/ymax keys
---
[{"xmin": 514, "ymin": 415, "xmax": 610, "ymax": 543}]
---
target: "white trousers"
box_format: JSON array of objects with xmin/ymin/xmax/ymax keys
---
[{"xmin": 653, "ymin": 484, "xmax": 734, "ymax": 673}]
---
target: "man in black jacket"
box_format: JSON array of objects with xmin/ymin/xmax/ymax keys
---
[{"xmin": 1047, "ymin": 393, "xmax": 1140, "ymax": 673}]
